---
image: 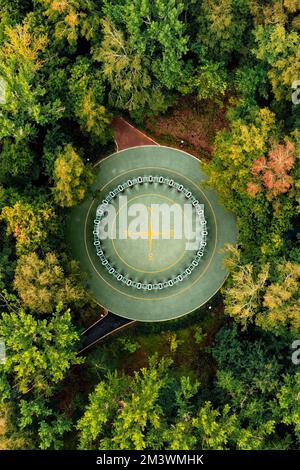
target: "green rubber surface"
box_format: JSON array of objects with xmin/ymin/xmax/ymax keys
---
[{"xmin": 66, "ymin": 146, "xmax": 237, "ymax": 321}]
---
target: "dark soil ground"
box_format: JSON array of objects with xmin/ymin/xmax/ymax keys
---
[{"xmin": 144, "ymin": 95, "xmax": 229, "ymax": 160}]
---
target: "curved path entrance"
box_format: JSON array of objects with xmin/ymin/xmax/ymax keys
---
[
  {"xmin": 112, "ymin": 116, "xmax": 158, "ymax": 150},
  {"xmin": 79, "ymin": 118, "xmax": 159, "ymax": 351}
]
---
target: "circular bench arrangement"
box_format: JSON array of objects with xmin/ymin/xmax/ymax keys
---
[
  {"xmin": 67, "ymin": 145, "xmax": 237, "ymax": 321},
  {"xmin": 93, "ymin": 176, "xmax": 208, "ymax": 291}
]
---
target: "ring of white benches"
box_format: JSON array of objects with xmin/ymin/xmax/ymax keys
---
[{"xmin": 93, "ymin": 176, "xmax": 208, "ymax": 291}]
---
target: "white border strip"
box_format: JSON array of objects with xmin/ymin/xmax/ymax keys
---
[
  {"xmin": 94, "ymin": 144, "xmax": 203, "ymax": 168},
  {"xmin": 80, "ymin": 309, "xmax": 109, "ymax": 336}
]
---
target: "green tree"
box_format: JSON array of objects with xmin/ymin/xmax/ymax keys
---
[
  {"xmin": 0, "ymin": 1, "xmax": 31, "ymax": 42},
  {"xmin": 178, "ymin": 59, "xmax": 228, "ymax": 103},
  {"xmin": 52, "ymin": 144, "xmax": 93, "ymax": 207},
  {"xmin": 0, "ymin": 302, "xmax": 83, "ymax": 394},
  {"xmin": 96, "ymin": 0, "xmax": 188, "ymax": 117},
  {"xmin": 254, "ymin": 23, "xmax": 300, "ymax": 103},
  {"xmin": 19, "ymin": 398, "xmax": 72, "ymax": 450},
  {"xmin": 34, "ymin": 0, "xmax": 103, "ymax": 49},
  {"xmin": 212, "ymin": 324, "xmax": 295, "ymax": 449},
  {"xmin": 0, "ymin": 200, "xmax": 57, "ymax": 255},
  {"xmin": 277, "ymin": 372, "xmax": 300, "ymax": 442},
  {"xmin": 206, "ymin": 107, "xmax": 277, "ymax": 205},
  {"xmin": 222, "ymin": 245, "xmax": 269, "ymax": 328},
  {"xmin": 77, "ymin": 356, "xmax": 172, "ymax": 450},
  {"xmin": 163, "ymin": 402, "xmax": 238, "ymax": 450},
  {"xmin": 223, "ymin": 246, "xmax": 300, "ymax": 334},
  {"xmin": 68, "ymin": 58, "xmax": 111, "ymax": 143},
  {"xmin": 196, "ymin": 0, "xmax": 251, "ymax": 62},
  {"xmin": 0, "ymin": 139, "xmax": 35, "ymax": 182},
  {"xmin": 258, "ymin": 262, "xmax": 300, "ymax": 333},
  {"xmin": 13, "ymin": 252, "xmax": 85, "ymax": 314},
  {"xmin": 0, "ymin": 21, "xmax": 63, "ymax": 144},
  {"xmin": 206, "ymin": 107, "xmax": 297, "ymax": 260}
]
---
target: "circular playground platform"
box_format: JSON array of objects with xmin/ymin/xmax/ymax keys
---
[{"xmin": 66, "ymin": 146, "xmax": 237, "ymax": 321}]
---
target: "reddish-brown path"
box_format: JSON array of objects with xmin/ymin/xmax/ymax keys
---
[
  {"xmin": 111, "ymin": 116, "xmax": 159, "ymax": 151},
  {"xmin": 79, "ymin": 117, "xmax": 157, "ymax": 352}
]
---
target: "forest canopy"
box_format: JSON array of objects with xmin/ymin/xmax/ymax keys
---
[{"xmin": 0, "ymin": 0, "xmax": 299, "ymax": 451}]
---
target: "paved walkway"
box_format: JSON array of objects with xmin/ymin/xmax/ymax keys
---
[
  {"xmin": 79, "ymin": 313, "xmax": 135, "ymax": 354},
  {"xmin": 79, "ymin": 117, "xmax": 156, "ymax": 352},
  {"xmin": 77, "ymin": 118, "xmax": 236, "ymax": 348},
  {"xmin": 111, "ymin": 116, "xmax": 158, "ymax": 150}
]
